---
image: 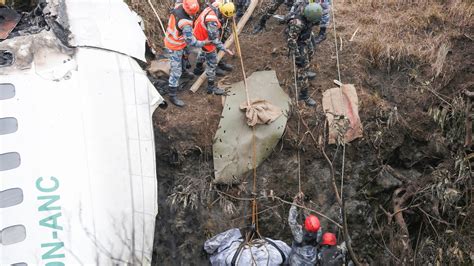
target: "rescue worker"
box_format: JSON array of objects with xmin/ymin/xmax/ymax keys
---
[
  {"xmin": 164, "ymin": 0, "xmax": 209, "ymax": 107},
  {"xmin": 193, "ymin": 0, "xmax": 235, "ymax": 95},
  {"xmin": 287, "ymin": 192, "xmax": 322, "ymax": 265},
  {"xmin": 235, "ymin": 0, "xmax": 250, "ymax": 20},
  {"xmin": 318, "ymin": 232, "xmax": 345, "ymax": 266},
  {"xmin": 312, "ymin": 0, "xmax": 331, "ymax": 44},
  {"xmin": 287, "ymin": 2, "xmax": 323, "ymax": 106},
  {"xmin": 173, "ymin": 0, "xmax": 194, "ymax": 77},
  {"xmin": 253, "ymin": 0, "xmax": 331, "ymax": 44}
]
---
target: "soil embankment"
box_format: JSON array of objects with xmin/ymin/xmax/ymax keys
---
[{"xmin": 131, "ymin": 1, "xmax": 473, "ymax": 264}]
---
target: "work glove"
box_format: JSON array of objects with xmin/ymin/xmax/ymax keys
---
[{"xmin": 293, "ymin": 192, "xmax": 304, "ymax": 204}]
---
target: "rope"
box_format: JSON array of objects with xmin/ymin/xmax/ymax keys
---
[
  {"xmin": 329, "ymin": 3, "xmax": 362, "ymax": 265},
  {"xmin": 147, "ymin": 0, "xmax": 166, "ymax": 36},
  {"xmin": 331, "ymin": 1, "xmax": 345, "ymax": 203},
  {"xmin": 292, "ymin": 55, "xmax": 302, "ymax": 194},
  {"xmin": 332, "ymin": 3, "xmax": 341, "ymax": 84},
  {"xmin": 232, "ymin": 16, "xmax": 258, "ymax": 237},
  {"xmin": 232, "ymin": 17, "xmax": 251, "ymax": 107}
]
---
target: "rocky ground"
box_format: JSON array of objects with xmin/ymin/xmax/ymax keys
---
[{"xmin": 130, "ymin": 0, "xmax": 473, "ymax": 264}]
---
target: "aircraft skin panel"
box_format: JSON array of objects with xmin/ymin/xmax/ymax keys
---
[
  {"xmin": 0, "ymin": 47, "xmax": 159, "ymax": 264},
  {"xmin": 65, "ymin": 0, "xmax": 148, "ymax": 61}
]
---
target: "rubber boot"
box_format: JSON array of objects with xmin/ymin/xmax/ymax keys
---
[
  {"xmin": 216, "ymin": 67, "xmax": 226, "ymax": 77},
  {"xmin": 299, "ymin": 89, "xmax": 316, "ymax": 107},
  {"xmin": 207, "ymin": 80, "xmax": 225, "ymax": 95},
  {"xmin": 169, "ymin": 86, "xmax": 185, "ymax": 107},
  {"xmin": 181, "ymin": 68, "xmax": 195, "ymax": 79},
  {"xmin": 193, "ymin": 62, "xmax": 204, "ymax": 75},
  {"xmin": 252, "ymin": 17, "xmax": 267, "ymax": 34},
  {"xmin": 307, "ymin": 71, "xmax": 316, "ymax": 80},
  {"xmin": 218, "ymin": 61, "xmax": 234, "ymax": 71},
  {"xmin": 313, "ymin": 27, "xmax": 327, "ymax": 45},
  {"xmin": 181, "ymin": 58, "xmax": 194, "ymax": 79}
]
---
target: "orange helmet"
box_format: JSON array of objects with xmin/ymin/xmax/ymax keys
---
[
  {"xmin": 304, "ymin": 215, "xmax": 320, "ymax": 233},
  {"xmin": 321, "ymin": 232, "xmax": 337, "ymax": 246},
  {"xmin": 183, "ymin": 0, "xmax": 200, "ymax": 15}
]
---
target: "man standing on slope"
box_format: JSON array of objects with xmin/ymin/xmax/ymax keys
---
[
  {"xmin": 287, "ymin": 192, "xmax": 322, "ymax": 265},
  {"xmin": 193, "ymin": 0, "xmax": 235, "ymax": 95},
  {"xmin": 253, "ymin": 0, "xmax": 331, "ymax": 35},
  {"xmin": 164, "ymin": 0, "xmax": 209, "ymax": 107},
  {"xmin": 287, "ymin": 2, "xmax": 323, "ymax": 106}
]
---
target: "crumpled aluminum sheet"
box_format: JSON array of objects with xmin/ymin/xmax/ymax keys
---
[{"xmin": 213, "ymin": 70, "xmax": 290, "ymax": 184}]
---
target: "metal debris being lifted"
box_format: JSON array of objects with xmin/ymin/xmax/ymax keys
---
[{"xmin": 212, "ymin": 70, "xmax": 290, "ymax": 184}]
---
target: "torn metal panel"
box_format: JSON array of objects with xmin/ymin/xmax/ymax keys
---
[
  {"xmin": 65, "ymin": 0, "xmax": 147, "ymax": 61},
  {"xmin": 0, "ymin": 7, "xmax": 21, "ymax": 39},
  {"xmin": 213, "ymin": 71, "xmax": 290, "ymax": 184},
  {"xmin": 0, "ymin": 50, "xmax": 13, "ymax": 66},
  {"xmin": 0, "ymin": 30, "xmax": 75, "ymax": 78},
  {"xmin": 322, "ymin": 84, "xmax": 363, "ymax": 144}
]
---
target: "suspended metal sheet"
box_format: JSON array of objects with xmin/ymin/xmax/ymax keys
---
[{"xmin": 213, "ymin": 71, "xmax": 290, "ymax": 184}]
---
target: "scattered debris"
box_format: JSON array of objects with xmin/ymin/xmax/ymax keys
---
[
  {"xmin": 322, "ymin": 84, "xmax": 363, "ymax": 144},
  {"xmin": 0, "ymin": 50, "xmax": 13, "ymax": 66},
  {"xmin": 0, "ymin": 7, "xmax": 21, "ymax": 39}
]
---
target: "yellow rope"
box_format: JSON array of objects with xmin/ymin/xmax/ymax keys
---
[{"xmin": 232, "ymin": 16, "xmax": 259, "ymax": 237}]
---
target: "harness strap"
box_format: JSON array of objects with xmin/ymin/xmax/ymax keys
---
[
  {"xmin": 265, "ymin": 238, "xmax": 287, "ymax": 264},
  {"xmin": 230, "ymin": 241, "xmax": 247, "ymax": 266}
]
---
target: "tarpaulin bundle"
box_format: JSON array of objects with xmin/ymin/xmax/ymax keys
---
[{"xmin": 204, "ymin": 228, "xmax": 291, "ymax": 265}]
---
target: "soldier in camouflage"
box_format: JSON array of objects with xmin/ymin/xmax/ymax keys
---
[
  {"xmin": 253, "ymin": 0, "xmax": 289, "ymax": 34},
  {"xmin": 287, "ymin": 2, "xmax": 323, "ymax": 106},
  {"xmin": 164, "ymin": 0, "xmax": 209, "ymax": 107},
  {"xmin": 253, "ymin": 0, "xmax": 331, "ymax": 43},
  {"xmin": 193, "ymin": 0, "xmax": 235, "ymax": 94},
  {"xmin": 235, "ymin": 0, "xmax": 250, "ymax": 19},
  {"xmin": 287, "ymin": 192, "xmax": 323, "ymax": 265}
]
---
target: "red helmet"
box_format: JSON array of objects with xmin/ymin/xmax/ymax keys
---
[
  {"xmin": 304, "ymin": 215, "xmax": 320, "ymax": 233},
  {"xmin": 183, "ymin": 0, "xmax": 200, "ymax": 15},
  {"xmin": 321, "ymin": 232, "xmax": 337, "ymax": 246}
]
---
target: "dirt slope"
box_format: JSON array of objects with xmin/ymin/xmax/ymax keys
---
[{"xmin": 132, "ymin": 0, "xmax": 473, "ymax": 264}]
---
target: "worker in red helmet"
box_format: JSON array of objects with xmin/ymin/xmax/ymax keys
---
[
  {"xmin": 164, "ymin": 0, "xmax": 209, "ymax": 107},
  {"xmin": 287, "ymin": 192, "xmax": 322, "ymax": 265},
  {"xmin": 318, "ymin": 232, "xmax": 347, "ymax": 266}
]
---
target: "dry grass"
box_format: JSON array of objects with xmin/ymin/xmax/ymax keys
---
[
  {"xmin": 339, "ymin": 0, "xmax": 473, "ymax": 74},
  {"xmin": 127, "ymin": 0, "xmax": 175, "ymax": 54}
]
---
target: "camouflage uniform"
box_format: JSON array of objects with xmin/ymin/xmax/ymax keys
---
[
  {"xmin": 318, "ymin": 245, "xmax": 345, "ymax": 266},
  {"xmin": 255, "ymin": 0, "xmax": 331, "ymax": 34},
  {"xmin": 235, "ymin": 0, "xmax": 250, "ymax": 19},
  {"xmin": 166, "ymin": 26, "xmax": 205, "ymax": 88},
  {"xmin": 256, "ymin": 0, "xmax": 289, "ymax": 28},
  {"xmin": 287, "ymin": 204, "xmax": 322, "ymax": 265},
  {"xmin": 287, "ymin": 13, "xmax": 318, "ymax": 101},
  {"xmin": 292, "ymin": 0, "xmax": 331, "ymax": 27},
  {"xmin": 195, "ymin": 21, "xmax": 227, "ymax": 82}
]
